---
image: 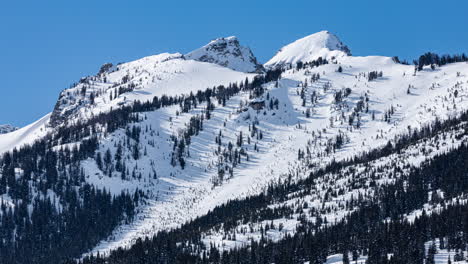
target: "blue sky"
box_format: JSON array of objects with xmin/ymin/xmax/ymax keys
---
[{"xmin": 1, "ymin": 0, "xmax": 467, "ymax": 126}]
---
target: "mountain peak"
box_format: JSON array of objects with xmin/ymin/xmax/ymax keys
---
[
  {"xmin": 211, "ymin": 36, "xmax": 238, "ymax": 42},
  {"xmin": 185, "ymin": 36, "xmax": 263, "ymax": 73},
  {"xmin": 265, "ymin": 31, "xmax": 351, "ymax": 68}
]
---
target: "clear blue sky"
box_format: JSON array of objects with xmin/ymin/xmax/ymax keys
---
[{"xmin": 1, "ymin": 0, "xmax": 467, "ymax": 126}]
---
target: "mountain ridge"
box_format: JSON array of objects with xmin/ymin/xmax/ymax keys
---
[
  {"xmin": 186, "ymin": 36, "xmax": 264, "ymax": 73},
  {"xmin": 1, "ymin": 31, "xmax": 468, "ymax": 264}
]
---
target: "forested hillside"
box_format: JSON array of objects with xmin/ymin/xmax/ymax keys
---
[{"xmin": 1, "ymin": 31, "xmax": 468, "ymax": 264}]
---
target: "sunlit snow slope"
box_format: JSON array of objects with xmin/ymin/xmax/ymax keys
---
[
  {"xmin": 2, "ymin": 32, "xmax": 468, "ymax": 263},
  {"xmin": 82, "ymin": 33, "xmax": 468, "ymax": 256},
  {"xmin": 265, "ymin": 30, "xmax": 351, "ymax": 68}
]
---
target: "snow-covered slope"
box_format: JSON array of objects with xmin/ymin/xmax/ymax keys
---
[
  {"xmin": 186, "ymin": 36, "xmax": 263, "ymax": 73},
  {"xmin": 49, "ymin": 52, "xmax": 255, "ymax": 127},
  {"xmin": 3, "ymin": 31, "xmax": 468, "ymax": 263},
  {"xmin": 265, "ymin": 30, "xmax": 351, "ymax": 68},
  {"xmin": 0, "ymin": 114, "xmax": 49, "ymax": 153},
  {"xmin": 73, "ymin": 32, "xmax": 468, "ymax": 256},
  {"xmin": 87, "ymin": 55, "xmax": 468, "ymax": 256}
]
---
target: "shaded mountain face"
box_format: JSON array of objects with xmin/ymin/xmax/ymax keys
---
[
  {"xmin": 0, "ymin": 124, "xmax": 17, "ymax": 134},
  {"xmin": 265, "ymin": 30, "xmax": 351, "ymax": 68},
  {"xmin": 185, "ymin": 36, "xmax": 264, "ymax": 73}
]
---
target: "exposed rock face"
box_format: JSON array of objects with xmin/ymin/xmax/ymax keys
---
[
  {"xmin": 0, "ymin": 124, "xmax": 18, "ymax": 134},
  {"xmin": 186, "ymin": 36, "xmax": 264, "ymax": 73}
]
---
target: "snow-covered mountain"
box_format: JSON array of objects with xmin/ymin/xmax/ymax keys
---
[
  {"xmin": 0, "ymin": 124, "xmax": 18, "ymax": 134},
  {"xmin": 186, "ymin": 36, "xmax": 263, "ymax": 73},
  {"xmin": 1, "ymin": 31, "xmax": 468, "ymax": 264},
  {"xmin": 265, "ymin": 30, "xmax": 351, "ymax": 68},
  {"xmin": 48, "ymin": 51, "xmax": 255, "ymax": 127}
]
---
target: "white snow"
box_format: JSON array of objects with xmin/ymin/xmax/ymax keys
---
[
  {"xmin": 85, "ymin": 56, "xmax": 468, "ymax": 257},
  {"xmin": 0, "ymin": 113, "xmax": 50, "ymax": 154},
  {"xmin": 265, "ymin": 30, "xmax": 350, "ymax": 68},
  {"xmin": 50, "ymin": 52, "xmax": 256, "ymax": 125},
  {"xmin": 425, "ymin": 239, "xmax": 468, "ymax": 264},
  {"xmin": 3, "ymin": 31, "xmax": 468, "ymax": 260}
]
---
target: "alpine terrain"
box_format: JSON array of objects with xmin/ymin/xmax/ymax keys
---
[
  {"xmin": 1, "ymin": 31, "xmax": 468, "ymax": 264},
  {"xmin": 0, "ymin": 125, "xmax": 18, "ymax": 135}
]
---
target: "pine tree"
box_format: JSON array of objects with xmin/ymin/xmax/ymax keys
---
[
  {"xmin": 96, "ymin": 152, "xmax": 103, "ymax": 170},
  {"xmin": 343, "ymin": 249, "xmax": 350, "ymax": 264}
]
